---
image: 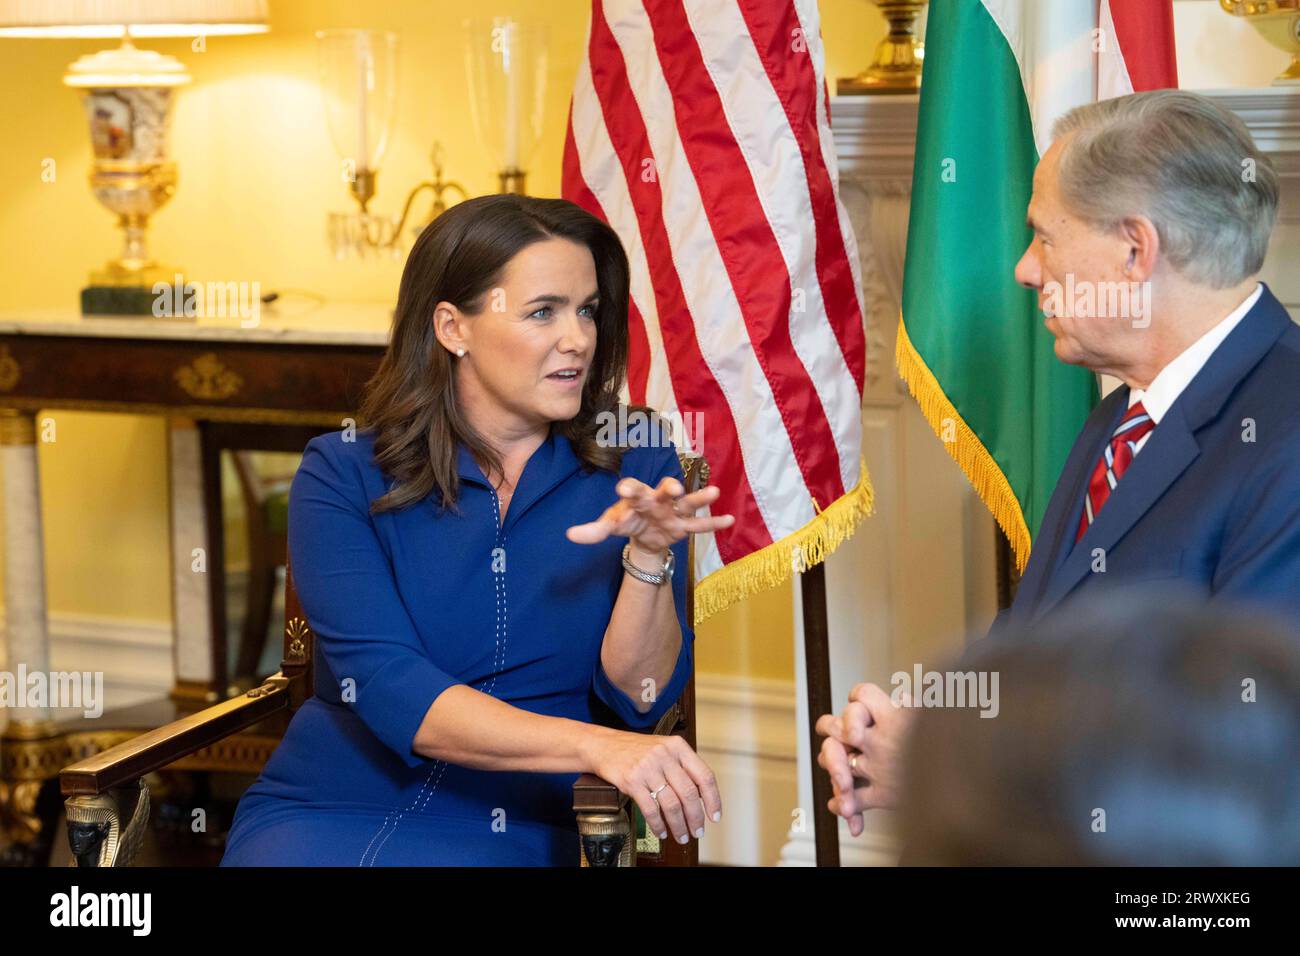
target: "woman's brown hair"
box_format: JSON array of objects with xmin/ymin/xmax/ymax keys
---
[{"xmin": 358, "ymin": 193, "xmax": 649, "ymax": 515}]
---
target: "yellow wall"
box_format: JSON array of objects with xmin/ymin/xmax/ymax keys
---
[{"xmin": 0, "ymin": 1, "xmax": 885, "ymax": 682}]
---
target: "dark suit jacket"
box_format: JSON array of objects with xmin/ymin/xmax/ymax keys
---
[{"xmin": 993, "ymin": 283, "xmax": 1300, "ymax": 636}]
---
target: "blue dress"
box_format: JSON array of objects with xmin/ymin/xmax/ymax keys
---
[{"xmin": 220, "ymin": 423, "xmax": 694, "ymax": 866}]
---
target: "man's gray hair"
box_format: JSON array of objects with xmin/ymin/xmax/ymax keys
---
[{"xmin": 1051, "ymin": 89, "xmax": 1278, "ymax": 289}]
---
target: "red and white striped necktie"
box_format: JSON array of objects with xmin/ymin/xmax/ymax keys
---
[{"xmin": 1076, "ymin": 401, "xmax": 1156, "ymax": 542}]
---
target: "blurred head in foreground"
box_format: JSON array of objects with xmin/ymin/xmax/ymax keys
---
[{"xmin": 900, "ymin": 589, "xmax": 1300, "ymax": 865}]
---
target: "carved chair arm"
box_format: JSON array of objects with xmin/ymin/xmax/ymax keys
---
[
  {"xmin": 572, "ymin": 702, "xmax": 688, "ymax": 867},
  {"xmin": 59, "ymin": 676, "xmax": 293, "ymax": 800},
  {"xmin": 59, "ymin": 676, "xmax": 297, "ymax": 867}
]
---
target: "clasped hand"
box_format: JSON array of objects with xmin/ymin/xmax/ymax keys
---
[{"xmin": 815, "ymin": 683, "xmax": 916, "ymax": 835}]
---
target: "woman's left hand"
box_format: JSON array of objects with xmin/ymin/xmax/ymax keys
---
[{"xmin": 565, "ymin": 476, "xmax": 735, "ymax": 554}]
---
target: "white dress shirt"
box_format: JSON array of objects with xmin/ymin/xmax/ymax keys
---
[{"xmin": 1126, "ymin": 283, "xmax": 1263, "ymax": 454}]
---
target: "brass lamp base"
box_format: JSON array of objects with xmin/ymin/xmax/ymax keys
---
[
  {"xmin": 837, "ymin": 0, "xmax": 926, "ymax": 95},
  {"xmin": 89, "ymin": 257, "xmax": 176, "ymax": 289},
  {"xmin": 81, "ymin": 285, "xmax": 162, "ymax": 316},
  {"xmin": 82, "ymin": 245, "xmax": 183, "ymax": 317}
]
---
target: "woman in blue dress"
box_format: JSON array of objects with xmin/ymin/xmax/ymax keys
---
[{"xmin": 220, "ymin": 194, "xmax": 732, "ymax": 866}]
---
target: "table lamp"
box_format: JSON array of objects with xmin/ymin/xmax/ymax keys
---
[{"xmin": 0, "ymin": 1, "xmax": 269, "ymax": 316}]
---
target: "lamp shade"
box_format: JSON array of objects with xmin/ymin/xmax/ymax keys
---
[{"xmin": 0, "ymin": 0, "xmax": 268, "ymax": 37}]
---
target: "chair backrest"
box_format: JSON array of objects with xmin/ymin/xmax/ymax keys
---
[
  {"xmin": 281, "ymin": 551, "xmax": 315, "ymax": 712},
  {"xmin": 637, "ymin": 449, "xmax": 705, "ymax": 866},
  {"xmin": 230, "ymin": 450, "xmax": 262, "ymax": 508}
]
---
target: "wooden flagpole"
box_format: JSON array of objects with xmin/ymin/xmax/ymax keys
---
[{"xmin": 800, "ymin": 563, "xmax": 840, "ymax": 867}]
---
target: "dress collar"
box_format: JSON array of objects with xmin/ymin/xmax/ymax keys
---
[{"xmin": 454, "ymin": 425, "xmax": 584, "ymax": 527}]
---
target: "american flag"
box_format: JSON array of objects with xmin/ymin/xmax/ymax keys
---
[{"xmin": 562, "ymin": 0, "xmax": 873, "ymax": 622}]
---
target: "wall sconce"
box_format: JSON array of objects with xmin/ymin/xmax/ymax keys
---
[
  {"xmin": 464, "ymin": 15, "xmax": 549, "ymax": 195},
  {"xmin": 316, "ymin": 28, "xmax": 467, "ymax": 260}
]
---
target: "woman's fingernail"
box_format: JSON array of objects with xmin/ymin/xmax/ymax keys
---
[
  {"xmin": 694, "ymin": 827, "xmax": 705, "ymax": 839},
  {"xmin": 660, "ymin": 831, "xmax": 668, "ymax": 840},
  {"xmin": 712, "ymin": 811, "xmax": 722, "ymax": 822},
  {"xmin": 677, "ymin": 833, "xmax": 689, "ymax": 844}
]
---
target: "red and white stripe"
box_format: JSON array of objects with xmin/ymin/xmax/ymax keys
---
[
  {"xmin": 1099, "ymin": 0, "xmax": 1179, "ymax": 97},
  {"xmin": 563, "ymin": 0, "xmax": 865, "ymax": 585},
  {"xmin": 980, "ymin": 0, "xmax": 1177, "ymax": 158}
]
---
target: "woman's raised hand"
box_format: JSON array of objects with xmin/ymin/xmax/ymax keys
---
[
  {"xmin": 585, "ymin": 728, "xmax": 722, "ymax": 845},
  {"xmin": 565, "ymin": 475, "xmax": 735, "ymax": 553}
]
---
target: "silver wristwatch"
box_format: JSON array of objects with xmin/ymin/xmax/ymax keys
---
[{"xmin": 622, "ymin": 543, "xmax": 674, "ymax": 585}]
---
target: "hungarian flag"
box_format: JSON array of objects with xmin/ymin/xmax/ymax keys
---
[
  {"xmin": 562, "ymin": 0, "xmax": 874, "ymax": 622},
  {"xmin": 899, "ymin": 0, "xmax": 1178, "ymax": 570}
]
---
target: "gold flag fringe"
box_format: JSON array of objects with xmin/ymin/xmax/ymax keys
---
[
  {"xmin": 692, "ymin": 454, "xmax": 875, "ymax": 627},
  {"xmin": 895, "ymin": 314, "xmax": 1031, "ymax": 573}
]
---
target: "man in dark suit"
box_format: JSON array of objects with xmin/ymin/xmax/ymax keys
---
[{"xmin": 816, "ymin": 89, "xmax": 1296, "ymax": 834}]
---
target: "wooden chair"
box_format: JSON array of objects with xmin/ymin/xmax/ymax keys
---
[
  {"xmin": 228, "ymin": 451, "xmax": 293, "ymax": 684},
  {"xmin": 58, "ymin": 450, "xmax": 707, "ymax": 868}
]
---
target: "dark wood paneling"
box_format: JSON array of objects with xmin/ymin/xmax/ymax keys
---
[{"xmin": 0, "ymin": 335, "xmax": 384, "ymax": 419}]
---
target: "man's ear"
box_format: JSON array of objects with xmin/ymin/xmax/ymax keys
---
[{"xmin": 1118, "ymin": 215, "xmax": 1160, "ymax": 283}]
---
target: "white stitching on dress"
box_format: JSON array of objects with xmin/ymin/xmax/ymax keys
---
[{"xmin": 360, "ymin": 486, "xmax": 509, "ymax": 865}]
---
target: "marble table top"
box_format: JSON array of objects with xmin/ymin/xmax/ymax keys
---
[{"xmin": 0, "ymin": 301, "xmax": 395, "ymax": 347}]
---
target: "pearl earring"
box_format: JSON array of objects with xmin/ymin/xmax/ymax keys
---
[{"xmin": 456, "ymin": 348, "xmax": 466, "ymax": 357}]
